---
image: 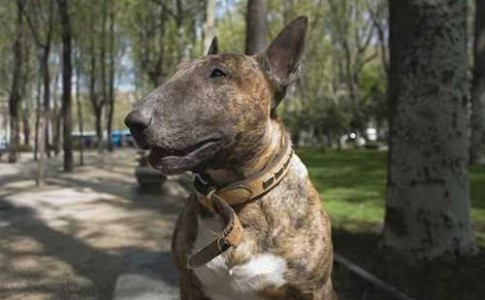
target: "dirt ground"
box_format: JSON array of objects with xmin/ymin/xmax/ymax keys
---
[{"xmin": 0, "ymin": 150, "xmax": 188, "ymax": 300}]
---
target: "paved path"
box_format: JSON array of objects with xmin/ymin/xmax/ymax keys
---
[{"xmin": 0, "ymin": 150, "xmax": 186, "ymax": 300}]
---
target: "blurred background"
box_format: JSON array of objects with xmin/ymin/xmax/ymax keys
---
[{"xmin": 0, "ymin": 0, "xmax": 484, "ymax": 300}]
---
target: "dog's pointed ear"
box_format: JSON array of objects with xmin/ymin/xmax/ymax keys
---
[
  {"xmin": 255, "ymin": 16, "xmax": 308, "ymax": 109},
  {"xmin": 207, "ymin": 37, "xmax": 218, "ymax": 55}
]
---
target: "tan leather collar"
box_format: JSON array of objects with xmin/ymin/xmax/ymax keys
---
[
  {"xmin": 193, "ymin": 135, "xmax": 293, "ymax": 208},
  {"xmin": 188, "ymin": 135, "xmax": 293, "ymax": 268}
]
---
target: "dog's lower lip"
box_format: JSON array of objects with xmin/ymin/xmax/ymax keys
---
[
  {"xmin": 152, "ymin": 138, "xmax": 220, "ymax": 158},
  {"xmin": 147, "ymin": 138, "xmax": 222, "ymax": 174}
]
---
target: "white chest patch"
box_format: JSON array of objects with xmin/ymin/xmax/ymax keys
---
[{"xmin": 193, "ymin": 216, "xmax": 288, "ymax": 300}]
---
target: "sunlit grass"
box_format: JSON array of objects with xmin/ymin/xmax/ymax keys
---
[{"xmin": 297, "ymin": 148, "xmax": 485, "ymax": 245}]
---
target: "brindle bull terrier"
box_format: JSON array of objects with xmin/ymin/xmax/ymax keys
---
[{"xmin": 125, "ymin": 16, "xmax": 336, "ymax": 300}]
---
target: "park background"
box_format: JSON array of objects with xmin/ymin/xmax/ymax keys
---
[{"xmin": 0, "ymin": 0, "xmax": 484, "ymax": 299}]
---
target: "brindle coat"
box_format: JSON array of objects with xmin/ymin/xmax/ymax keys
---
[{"xmin": 125, "ymin": 16, "xmax": 336, "ymax": 300}]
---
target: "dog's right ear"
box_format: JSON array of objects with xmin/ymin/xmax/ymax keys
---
[
  {"xmin": 207, "ymin": 37, "xmax": 218, "ymax": 55},
  {"xmin": 255, "ymin": 16, "xmax": 308, "ymax": 99}
]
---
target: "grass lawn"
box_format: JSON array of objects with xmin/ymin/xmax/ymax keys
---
[{"xmin": 297, "ymin": 148, "xmax": 485, "ymax": 300}]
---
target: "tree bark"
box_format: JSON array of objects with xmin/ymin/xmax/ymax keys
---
[
  {"xmin": 470, "ymin": 0, "xmax": 485, "ymax": 165},
  {"xmin": 88, "ymin": 33, "xmax": 103, "ymax": 147},
  {"xmin": 22, "ymin": 114, "xmax": 30, "ymax": 146},
  {"xmin": 57, "ymin": 0, "xmax": 73, "ymax": 172},
  {"xmin": 52, "ymin": 71, "xmax": 61, "ymax": 156},
  {"xmin": 99, "ymin": 1, "xmax": 107, "ymax": 153},
  {"xmin": 75, "ymin": 56, "xmax": 84, "ymax": 166},
  {"xmin": 176, "ymin": 0, "xmax": 186, "ymax": 61},
  {"xmin": 43, "ymin": 29, "xmax": 53, "ymax": 159},
  {"xmin": 383, "ymin": 0, "xmax": 476, "ymax": 260},
  {"xmin": 203, "ymin": 0, "xmax": 217, "ymax": 54},
  {"xmin": 106, "ymin": 9, "xmax": 115, "ymax": 152},
  {"xmin": 245, "ymin": 0, "xmax": 267, "ymax": 55},
  {"xmin": 8, "ymin": 0, "xmax": 25, "ymax": 163},
  {"xmin": 25, "ymin": 0, "xmax": 54, "ymax": 158},
  {"xmin": 35, "ymin": 61, "xmax": 46, "ymax": 187},
  {"xmin": 34, "ymin": 70, "xmax": 41, "ymax": 161}
]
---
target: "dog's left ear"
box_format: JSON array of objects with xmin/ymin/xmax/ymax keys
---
[
  {"xmin": 207, "ymin": 37, "xmax": 218, "ymax": 55},
  {"xmin": 255, "ymin": 16, "xmax": 308, "ymax": 109}
]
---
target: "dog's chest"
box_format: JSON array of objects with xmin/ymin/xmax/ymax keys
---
[{"xmin": 193, "ymin": 216, "xmax": 288, "ymax": 300}]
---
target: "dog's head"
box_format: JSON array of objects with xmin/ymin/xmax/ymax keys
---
[{"xmin": 125, "ymin": 17, "xmax": 307, "ymax": 175}]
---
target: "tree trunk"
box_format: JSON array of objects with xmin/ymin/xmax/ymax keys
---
[
  {"xmin": 22, "ymin": 114, "xmax": 30, "ymax": 146},
  {"xmin": 75, "ymin": 58, "xmax": 84, "ymax": 166},
  {"xmin": 94, "ymin": 109, "xmax": 102, "ymax": 147},
  {"xmin": 34, "ymin": 82, "xmax": 40, "ymax": 161},
  {"xmin": 8, "ymin": 0, "xmax": 24, "ymax": 163},
  {"xmin": 43, "ymin": 44, "xmax": 52, "ymax": 158},
  {"xmin": 106, "ymin": 9, "xmax": 115, "ymax": 152},
  {"xmin": 383, "ymin": 0, "xmax": 476, "ymax": 260},
  {"xmin": 470, "ymin": 0, "xmax": 485, "ymax": 165},
  {"xmin": 176, "ymin": 0, "xmax": 186, "ymax": 61},
  {"xmin": 42, "ymin": 10, "xmax": 54, "ymax": 159},
  {"xmin": 52, "ymin": 71, "xmax": 61, "ymax": 156},
  {"xmin": 245, "ymin": 0, "xmax": 267, "ymax": 55},
  {"xmin": 57, "ymin": 0, "xmax": 73, "ymax": 172},
  {"xmin": 203, "ymin": 0, "xmax": 217, "ymax": 54},
  {"xmin": 88, "ymin": 34, "xmax": 103, "ymax": 149},
  {"xmin": 34, "ymin": 61, "xmax": 45, "ymax": 187},
  {"xmin": 99, "ymin": 1, "xmax": 107, "ymax": 153},
  {"xmin": 25, "ymin": 0, "xmax": 54, "ymax": 159}
]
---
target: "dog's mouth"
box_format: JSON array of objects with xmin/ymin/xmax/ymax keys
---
[{"xmin": 146, "ymin": 137, "xmax": 223, "ymax": 175}]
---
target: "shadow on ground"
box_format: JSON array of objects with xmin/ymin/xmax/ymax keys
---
[
  {"xmin": 0, "ymin": 151, "xmax": 186, "ymax": 300},
  {"xmin": 332, "ymin": 228, "xmax": 485, "ymax": 300}
]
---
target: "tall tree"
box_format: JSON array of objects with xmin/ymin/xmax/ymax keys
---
[
  {"xmin": 57, "ymin": 0, "xmax": 73, "ymax": 172},
  {"xmin": 88, "ymin": 28, "xmax": 104, "ymax": 148},
  {"xmin": 8, "ymin": 0, "xmax": 25, "ymax": 163},
  {"xmin": 25, "ymin": 0, "xmax": 55, "ymax": 186},
  {"xmin": 134, "ymin": 0, "xmax": 167, "ymax": 88},
  {"xmin": 470, "ymin": 0, "xmax": 485, "ymax": 165},
  {"xmin": 25, "ymin": 0, "xmax": 55, "ymax": 159},
  {"xmin": 74, "ymin": 49, "xmax": 84, "ymax": 166},
  {"xmin": 245, "ymin": 0, "xmax": 267, "ymax": 55},
  {"xmin": 203, "ymin": 0, "xmax": 217, "ymax": 54},
  {"xmin": 106, "ymin": 7, "xmax": 116, "ymax": 152},
  {"xmin": 383, "ymin": 0, "xmax": 476, "ymax": 259},
  {"xmin": 328, "ymin": 0, "xmax": 378, "ymax": 134}
]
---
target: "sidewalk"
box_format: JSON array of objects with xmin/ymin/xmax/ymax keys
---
[{"xmin": 0, "ymin": 150, "xmax": 186, "ymax": 300}]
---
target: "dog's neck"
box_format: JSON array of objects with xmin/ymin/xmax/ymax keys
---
[{"xmin": 202, "ymin": 120, "xmax": 284, "ymax": 187}]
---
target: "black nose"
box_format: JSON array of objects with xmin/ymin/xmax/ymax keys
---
[{"xmin": 125, "ymin": 109, "xmax": 152, "ymax": 132}]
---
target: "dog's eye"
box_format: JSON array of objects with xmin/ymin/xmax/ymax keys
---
[{"xmin": 210, "ymin": 68, "xmax": 226, "ymax": 78}]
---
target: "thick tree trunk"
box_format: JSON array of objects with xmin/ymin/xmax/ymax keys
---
[
  {"xmin": 470, "ymin": 0, "xmax": 485, "ymax": 165},
  {"xmin": 245, "ymin": 0, "xmax": 267, "ymax": 55},
  {"xmin": 8, "ymin": 0, "xmax": 24, "ymax": 163},
  {"xmin": 57, "ymin": 0, "xmax": 73, "ymax": 172},
  {"xmin": 383, "ymin": 0, "xmax": 476, "ymax": 260}
]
